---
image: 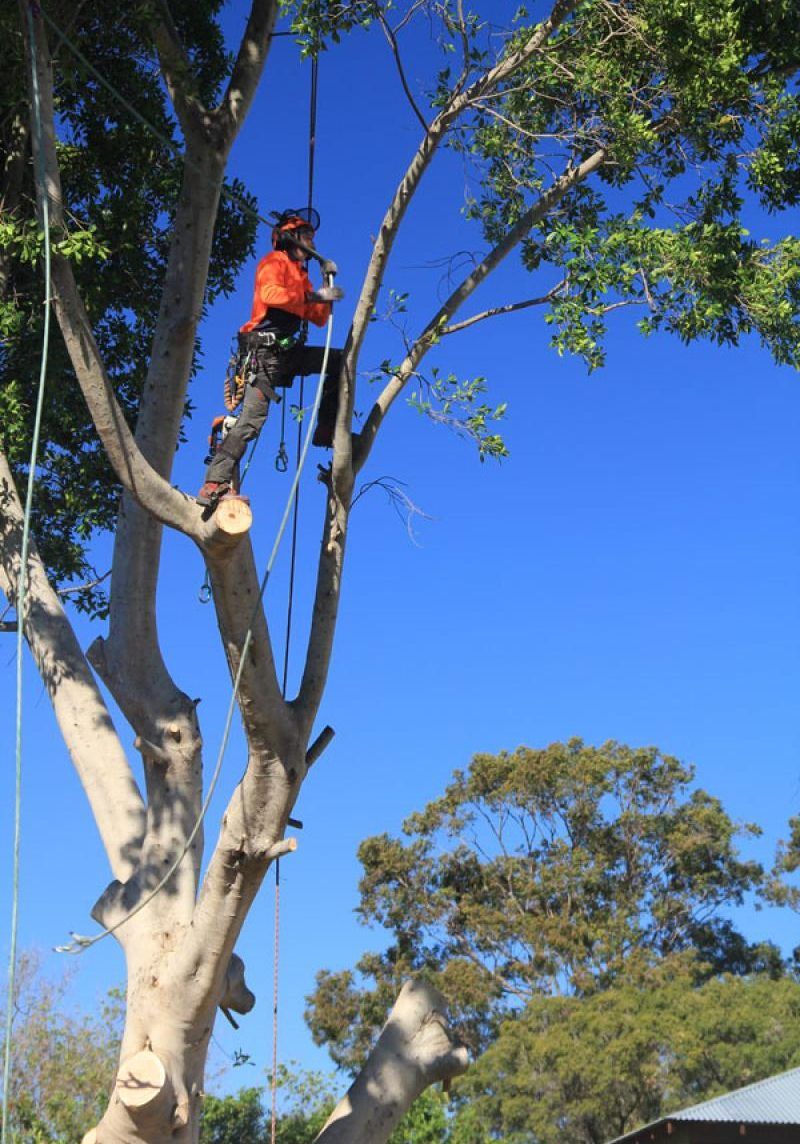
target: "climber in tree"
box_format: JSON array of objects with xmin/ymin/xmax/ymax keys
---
[{"xmin": 197, "ymin": 207, "xmax": 344, "ymax": 506}]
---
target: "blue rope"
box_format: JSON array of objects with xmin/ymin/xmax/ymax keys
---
[{"xmin": 2, "ymin": 7, "xmax": 52, "ymax": 1140}]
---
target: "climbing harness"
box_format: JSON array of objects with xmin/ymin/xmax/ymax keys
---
[{"xmin": 3, "ymin": 8, "xmax": 52, "ymax": 1143}]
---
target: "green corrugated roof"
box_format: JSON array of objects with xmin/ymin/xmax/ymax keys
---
[{"xmin": 608, "ymin": 1066, "xmax": 800, "ymax": 1143}]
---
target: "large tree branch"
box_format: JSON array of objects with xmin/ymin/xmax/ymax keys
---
[
  {"xmin": 151, "ymin": 0, "xmax": 208, "ymax": 138},
  {"xmin": 22, "ymin": 6, "xmax": 242, "ymax": 916},
  {"xmin": 49, "ymin": 258, "xmax": 203, "ymax": 534},
  {"xmin": 315, "ymin": 980, "xmax": 469, "ymax": 1144},
  {"xmin": 24, "ymin": 7, "xmax": 222, "ymax": 546},
  {"xmin": 296, "ymin": 1, "xmax": 581, "ymax": 725},
  {"xmin": 0, "ymin": 451, "xmax": 145, "ymax": 881},
  {"xmin": 296, "ymin": 472, "xmax": 352, "ymax": 722},
  {"xmin": 213, "ymin": 0, "xmax": 279, "ymax": 140},
  {"xmin": 354, "ymin": 147, "xmax": 607, "ymax": 469},
  {"xmin": 206, "ymin": 539, "xmax": 287, "ymax": 749},
  {"xmin": 345, "ymin": 0, "xmax": 581, "ymax": 377}
]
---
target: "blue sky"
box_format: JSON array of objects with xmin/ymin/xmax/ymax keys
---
[{"xmin": 3, "ymin": 0, "xmax": 800, "ymax": 1097}]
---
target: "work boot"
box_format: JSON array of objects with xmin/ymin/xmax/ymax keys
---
[
  {"xmin": 313, "ymin": 380, "xmax": 338, "ymax": 448},
  {"xmin": 312, "ymin": 417, "xmax": 334, "ymax": 448},
  {"xmin": 196, "ymin": 480, "xmax": 228, "ymax": 506}
]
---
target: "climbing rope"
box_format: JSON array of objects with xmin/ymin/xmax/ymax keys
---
[
  {"xmin": 2, "ymin": 8, "xmax": 52, "ymax": 1142},
  {"xmin": 270, "ymin": 858, "xmax": 282, "ymax": 1144},
  {"xmin": 272, "ymin": 46, "xmax": 321, "ymax": 1144}
]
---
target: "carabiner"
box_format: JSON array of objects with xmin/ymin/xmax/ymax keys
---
[
  {"xmin": 275, "ymin": 442, "xmax": 289, "ymax": 473},
  {"xmin": 198, "ymin": 569, "xmax": 212, "ymax": 605}
]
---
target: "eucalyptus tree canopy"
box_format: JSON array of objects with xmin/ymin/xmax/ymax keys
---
[{"xmin": 306, "ymin": 741, "xmax": 781, "ymax": 1067}]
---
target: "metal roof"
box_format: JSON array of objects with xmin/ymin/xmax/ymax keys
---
[
  {"xmin": 607, "ymin": 1066, "xmax": 800, "ymax": 1142},
  {"xmin": 671, "ymin": 1066, "xmax": 800, "ymax": 1125}
]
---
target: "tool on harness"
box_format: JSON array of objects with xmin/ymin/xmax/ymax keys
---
[
  {"xmin": 223, "ymin": 348, "xmax": 247, "ymax": 413},
  {"xmin": 204, "ymin": 414, "xmax": 239, "ymax": 464}
]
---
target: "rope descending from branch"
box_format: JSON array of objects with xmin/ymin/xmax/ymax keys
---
[{"xmin": 3, "ymin": 8, "xmax": 53, "ymax": 1142}]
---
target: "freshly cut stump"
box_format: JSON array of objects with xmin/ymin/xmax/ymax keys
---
[{"xmin": 215, "ymin": 496, "xmax": 252, "ymax": 535}]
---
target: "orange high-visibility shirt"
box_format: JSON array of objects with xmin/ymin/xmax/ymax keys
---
[{"xmin": 239, "ymin": 250, "xmax": 330, "ymax": 333}]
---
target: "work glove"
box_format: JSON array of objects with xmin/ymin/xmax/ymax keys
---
[{"xmin": 307, "ymin": 285, "xmax": 345, "ymax": 304}]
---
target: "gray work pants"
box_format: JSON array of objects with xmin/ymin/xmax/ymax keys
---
[{"xmin": 204, "ymin": 344, "xmax": 341, "ymax": 486}]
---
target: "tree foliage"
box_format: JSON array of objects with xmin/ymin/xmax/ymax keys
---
[
  {"xmin": 459, "ymin": 0, "xmax": 800, "ymax": 369},
  {"xmin": 0, "ymin": 0, "xmax": 256, "ymax": 610},
  {"xmin": 456, "ymin": 969, "xmax": 800, "ymax": 1144},
  {"xmin": 307, "ymin": 742, "xmax": 800, "ymax": 1139},
  {"xmin": 1, "ymin": 952, "xmax": 122, "ymax": 1143},
  {"xmin": 306, "ymin": 741, "xmax": 781, "ymax": 1067}
]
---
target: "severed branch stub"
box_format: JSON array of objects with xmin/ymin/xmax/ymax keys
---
[
  {"xmin": 200, "ymin": 494, "xmax": 253, "ymax": 536},
  {"xmin": 314, "ymin": 978, "xmax": 469, "ymax": 1144},
  {"xmin": 306, "ymin": 724, "xmax": 335, "ymax": 767}
]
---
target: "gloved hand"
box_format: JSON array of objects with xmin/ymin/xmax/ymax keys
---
[{"xmin": 307, "ymin": 285, "xmax": 345, "ymax": 304}]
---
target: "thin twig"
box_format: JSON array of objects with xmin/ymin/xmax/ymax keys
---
[
  {"xmin": 441, "ymin": 280, "xmax": 567, "ymax": 335},
  {"xmin": 378, "ymin": 11, "xmax": 429, "ymax": 133},
  {"xmin": 56, "ymin": 569, "xmax": 111, "ymax": 598}
]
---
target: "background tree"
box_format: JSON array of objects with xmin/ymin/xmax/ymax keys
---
[
  {"xmin": 0, "ymin": 953, "xmax": 122, "ymax": 1142},
  {"xmin": 307, "ymin": 742, "xmax": 800, "ymax": 1140},
  {"xmin": 307, "ymin": 741, "xmax": 778, "ymax": 1064},
  {"xmin": 2, "ymin": 0, "xmax": 799, "ymax": 1141},
  {"xmin": 452, "ymin": 964, "xmax": 800, "ymax": 1143}
]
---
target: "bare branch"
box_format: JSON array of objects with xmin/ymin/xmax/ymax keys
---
[
  {"xmin": 214, "ymin": 0, "xmax": 279, "ymax": 140},
  {"xmin": 345, "ymin": 0, "xmax": 582, "ymax": 383},
  {"xmin": 56, "ymin": 569, "xmax": 110, "ymax": 598},
  {"xmin": 377, "ymin": 11, "xmax": 429, "ymax": 134},
  {"xmin": 355, "ymin": 147, "xmax": 607, "ymax": 468},
  {"xmin": 0, "ymin": 451, "xmax": 145, "ymax": 881},
  {"xmin": 150, "ymin": 0, "xmax": 207, "ymax": 137},
  {"xmin": 441, "ymin": 279, "xmax": 567, "ymax": 335},
  {"xmin": 352, "ymin": 476, "xmax": 432, "ymax": 543}
]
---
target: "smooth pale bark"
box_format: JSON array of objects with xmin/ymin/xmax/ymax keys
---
[
  {"xmin": 315, "ymin": 980, "xmax": 469, "ymax": 1144},
  {"xmin": 0, "ymin": 451, "xmax": 144, "ymax": 880}
]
